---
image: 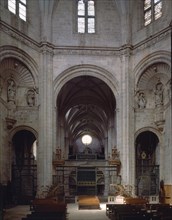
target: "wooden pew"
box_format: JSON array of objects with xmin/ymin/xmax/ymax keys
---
[
  {"xmin": 30, "ymin": 198, "xmax": 66, "ymax": 212},
  {"xmin": 109, "ymin": 203, "xmax": 172, "ymax": 220},
  {"xmin": 110, "ymin": 204, "xmax": 146, "ymax": 220},
  {"xmin": 124, "ymin": 197, "xmax": 147, "ymax": 205},
  {"xmin": 25, "ymin": 198, "xmax": 67, "ymax": 220}
]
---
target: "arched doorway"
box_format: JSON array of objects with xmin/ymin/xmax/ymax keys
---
[
  {"xmin": 11, "ymin": 130, "xmax": 37, "ymax": 204},
  {"xmin": 135, "ymin": 131, "xmax": 159, "ymax": 197}
]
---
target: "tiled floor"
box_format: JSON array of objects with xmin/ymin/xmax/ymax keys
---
[
  {"xmin": 3, "ymin": 203, "xmax": 109, "ymax": 220},
  {"xmin": 3, "ymin": 205, "xmax": 31, "ymax": 220}
]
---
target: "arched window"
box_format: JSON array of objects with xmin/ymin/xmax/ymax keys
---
[
  {"xmin": 8, "ymin": 0, "xmax": 27, "ymax": 21},
  {"xmin": 77, "ymin": 0, "xmax": 95, "ymax": 33},
  {"xmin": 144, "ymin": 0, "xmax": 162, "ymax": 26}
]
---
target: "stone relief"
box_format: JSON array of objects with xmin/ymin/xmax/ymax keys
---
[
  {"xmin": 7, "ymin": 78, "xmax": 16, "ymax": 104},
  {"xmin": 135, "ymin": 91, "xmax": 147, "ymax": 109},
  {"xmin": 27, "ymin": 89, "xmax": 35, "ymax": 106},
  {"xmin": 154, "ymin": 79, "xmax": 164, "ymax": 107}
]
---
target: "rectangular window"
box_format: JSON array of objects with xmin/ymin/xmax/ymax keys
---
[
  {"xmin": 154, "ymin": 1, "xmax": 162, "ymax": 20},
  {"xmin": 77, "ymin": 0, "xmax": 95, "ymax": 33},
  {"xmin": 8, "ymin": 0, "xmax": 27, "ymax": 21},
  {"xmin": 144, "ymin": 0, "xmax": 162, "ymax": 26},
  {"xmin": 8, "ymin": 0, "xmax": 16, "ymax": 14}
]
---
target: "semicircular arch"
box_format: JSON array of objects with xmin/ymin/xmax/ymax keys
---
[
  {"xmin": 10, "ymin": 125, "xmax": 38, "ymax": 140},
  {"xmin": 134, "ymin": 50, "xmax": 171, "ymax": 88},
  {"xmin": 135, "ymin": 127, "xmax": 162, "ymax": 144},
  {"xmin": 54, "ymin": 64, "xmax": 119, "ymax": 106},
  {"xmin": 0, "ymin": 45, "xmax": 39, "ymax": 87}
]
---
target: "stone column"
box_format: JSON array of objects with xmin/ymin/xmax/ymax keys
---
[
  {"xmin": 108, "ymin": 116, "xmax": 115, "ymax": 154},
  {"xmin": 37, "ymin": 44, "xmax": 54, "ymax": 195},
  {"xmin": 59, "ymin": 118, "xmax": 65, "ymax": 156},
  {"xmin": 104, "ymin": 168, "xmax": 109, "ymax": 196},
  {"xmin": 118, "ymin": 47, "xmax": 135, "ymax": 187}
]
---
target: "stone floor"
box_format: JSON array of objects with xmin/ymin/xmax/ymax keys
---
[{"xmin": 3, "ymin": 203, "xmax": 109, "ymax": 220}]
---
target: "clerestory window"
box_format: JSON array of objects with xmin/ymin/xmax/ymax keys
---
[
  {"xmin": 8, "ymin": 0, "xmax": 27, "ymax": 21},
  {"xmin": 144, "ymin": 0, "xmax": 162, "ymax": 26},
  {"xmin": 77, "ymin": 0, "xmax": 95, "ymax": 33}
]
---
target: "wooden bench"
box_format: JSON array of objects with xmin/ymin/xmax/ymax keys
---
[
  {"xmin": 22, "ymin": 212, "xmax": 65, "ymax": 220},
  {"xmin": 109, "ymin": 203, "xmax": 172, "ymax": 220},
  {"xmin": 78, "ymin": 195, "xmax": 100, "ymax": 209},
  {"xmin": 110, "ymin": 205, "xmax": 157, "ymax": 220},
  {"xmin": 30, "ymin": 198, "xmax": 66, "ymax": 213},
  {"xmin": 26, "ymin": 198, "xmax": 67, "ymax": 220},
  {"xmin": 124, "ymin": 197, "xmax": 148, "ymax": 205}
]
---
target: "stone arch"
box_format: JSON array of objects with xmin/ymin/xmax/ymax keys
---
[
  {"xmin": 134, "ymin": 50, "xmax": 171, "ymax": 87},
  {"xmin": 136, "ymin": 62, "xmax": 170, "ymax": 90},
  {"xmin": 133, "ymin": 51, "xmax": 171, "ymax": 109},
  {"xmin": 135, "ymin": 128, "xmax": 161, "ymax": 197},
  {"xmin": 54, "ymin": 64, "xmax": 119, "ymax": 107},
  {"xmin": 0, "ymin": 45, "xmax": 39, "ymax": 87},
  {"xmin": 135, "ymin": 127, "xmax": 161, "ymax": 144},
  {"xmin": 54, "ymin": 65, "xmax": 118, "ymax": 165},
  {"xmin": 9, "ymin": 125, "xmax": 38, "ymax": 161},
  {"xmin": 10, "ymin": 126, "xmax": 38, "ymax": 204},
  {"xmin": 10, "ymin": 125, "xmax": 38, "ymax": 140}
]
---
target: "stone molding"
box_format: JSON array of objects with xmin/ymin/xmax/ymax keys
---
[
  {"xmin": 133, "ymin": 27, "xmax": 171, "ymax": 54},
  {"xmin": 0, "ymin": 20, "xmax": 171, "ymax": 57},
  {"xmin": 0, "ymin": 21, "xmax": 39, "ymax": 52}
]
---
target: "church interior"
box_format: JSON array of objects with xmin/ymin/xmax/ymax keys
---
[{"xmin": 0, "ymin": 0, "xmax": 172, "ymax": 219}]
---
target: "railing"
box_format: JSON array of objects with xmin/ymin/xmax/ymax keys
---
[{"xmin": 68, "ymin": 154, "xmax": 105, "ymax": 160}]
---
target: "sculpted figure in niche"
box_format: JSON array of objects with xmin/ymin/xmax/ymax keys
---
[
  {"xmin": 27, "ymin": 89, "xmax": 35, "ymax": 106},
  {"xmin": 154, "ymin": 79, "xmax": 164, "ymax": 107},
  {"xmin": 136, "ymin": 91, "xmax": 147, "ymax": 109},
  {"xmin": 7, "ymin": 78, "xmax": 16, "ymax": 104}
]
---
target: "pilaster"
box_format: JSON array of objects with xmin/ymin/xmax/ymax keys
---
[
  {"xmin": 118, "ymin": 47, "xmax": 135, "ymax": 186},
  {"xmin": 37, "ymin": 43, "xmax": 54, "ymax": 191}
]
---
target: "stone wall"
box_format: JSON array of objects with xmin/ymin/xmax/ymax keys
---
[{"xmin": 0, "ymin": 0, "xmax": 171, "ymax": 195}]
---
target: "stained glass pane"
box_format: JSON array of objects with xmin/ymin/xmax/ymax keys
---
[
  {"xmin": 88, "ymin": 0, "xmax": 95, "ymax": 16},
  {"xmin": 154, "ymin": 2, "xmax": 162, "ymax": 20},
  {"xmin": 78, "ymin": 17, "xmax": 85, "ymax": 33},
  {"xmin": 144, "ymin": 0, "xmax": 151, "ymax": 10},
  {"xmin": 88, "ymin": 18, "xmax": 95, "ymax": 33},
  {"xmin": 78, "ymin": 0, "xmax": 85, "ymax": 16},
  {"xmin": 8, "ymin": 0, "xmax": 16, "ymax": 14},
  {"xmin": 144, "ymin": 10, "xmax": 151, "ymax": 26}
]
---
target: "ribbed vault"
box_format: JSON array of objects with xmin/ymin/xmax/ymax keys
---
[{"xmin": 57, "ymin": 76, "xmax": 116, "ymax": 147}]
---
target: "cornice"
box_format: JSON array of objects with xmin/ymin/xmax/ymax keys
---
[
  {"xmin": 0, "ymin": 20, "xmax": 39, "ymax": 52},
  {"xmin": 133, "ymin": 26, "xmax": 171, "ymax": 54},
  {"xmin": 0, "ymin": 20, "xmax": 171, "ymax": 57}
]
